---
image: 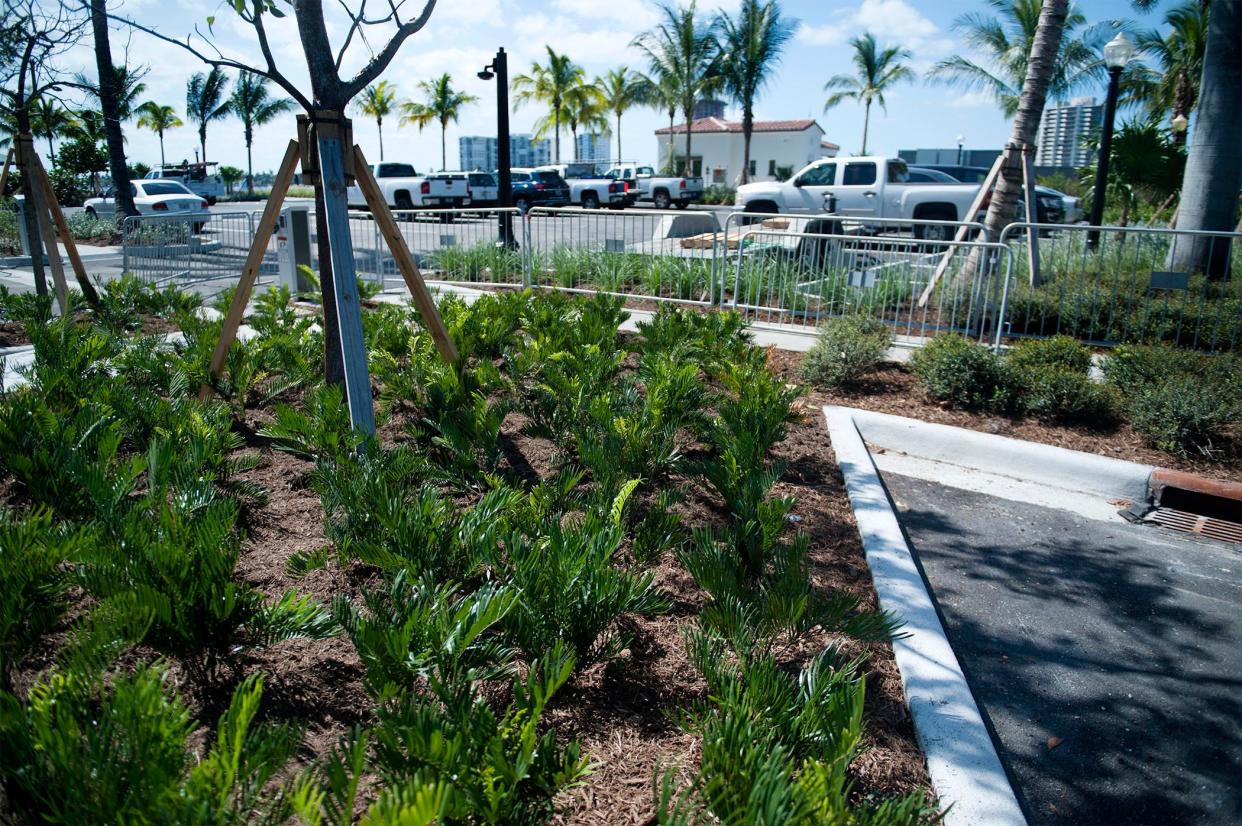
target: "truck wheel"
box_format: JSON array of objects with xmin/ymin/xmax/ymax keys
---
[
  {"xmin": 653, "ymin": 190, "xmax": 671, "ymax": 210},
  {"xmin": 395, "ymin": 192, "xmax": 414, "ymax": 221},
  {"xmin": 913, "ymin": 207, "xmax": 955, "ymax": 243},
  {"xmin": 582, "ymin": 192, "xmax": 600, "ymax": 209}
]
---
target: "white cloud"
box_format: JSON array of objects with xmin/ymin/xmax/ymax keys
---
[
  {"xmin": 795, "ymin": 0, "xmax": 951, "ymax": 66},
  {"xmin": 946, "ymin": 90, "xmax": 995, "ymax": 109}
]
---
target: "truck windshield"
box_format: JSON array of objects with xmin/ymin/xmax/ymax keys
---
[{"xmin": 377, "ymin": 163, "xmax": 417, "ymax": 177}]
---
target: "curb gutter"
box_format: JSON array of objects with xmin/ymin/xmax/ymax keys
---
[{"xmin": 824, "ymin": 405, "xmax": 1027, "ymax": 826}]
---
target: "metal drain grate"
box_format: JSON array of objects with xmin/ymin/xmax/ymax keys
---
[{"xmin": 1146, "ymin": 507, "xmax": 1242, "ymax": 543}]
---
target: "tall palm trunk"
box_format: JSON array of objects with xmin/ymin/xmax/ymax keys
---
[
  {"xmin": 553, "ymin": 98, "xmax": 561, "ymax": 163},
  {"xmin": 90, "ymin": 0, "xmax": 137, "ymax": 217},
  {"xmin": 955, "ymin": 0, "xmax": 1068, "ymax": 292},
  {"xmin": 245, "ymin": 128, "xmax": 254, "ymax": 193},
  {"xmin": 45, "ymin": 135, "xmax": 54, "ymax": 166},
  {"xmin": 1168, "ymin": 0, "xmax": 1241, "ymax": 278},
  {"xmin": 741, "ymin": 103, "xmax": 753, "ymax": 184},
  {"xmin": 199, "ymin": 126, "xmax": 207, "ymax": 166},
  {"xmin": 571, "ymin": 124, "xmax": 579, "ymax": 161},
  {"xmin": 157, "ymin": 130, "xmax": 166, "ymax": 168},
  {"xmin": 377, "ymin": 116, "xmax": 384, "ymax": 161},
  {"xmin": 666, "ymin": 106, "xmax": 675, "ymax": 174},
  {"xmin": 861, "ymin": 100, "xmax": 871, "ymax": 156},
  {"xmin": 682, "ymin": 104, "xmax": 694, "ymax": 177},
  {"xmin": 616, "ymin": 113, "xmax": 622, "ymax": 160},
  {"xmin": 440, "ymin": 120, "xmax": 447, "ymax": 171}
]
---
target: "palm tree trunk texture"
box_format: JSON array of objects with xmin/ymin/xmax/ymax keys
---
[
  {"xmin": 554, "ymin": 105, "xmax": 561, "ymax": 164},
  {"xmin": 741, "ymin": 104, "xmax": 752, "ymax": 184},
  {"xmin": 955, "ymin": 0, "xmax": 1068, "ymax": 294},
  {"xmin": 377, "ymin": 117, "xmax": 384, "ymax": 162},
  {"xmin": 45, "ymin": 136, "xmax": 54, "ymax": 167},
  {"xmin": 158, "ymin": 131, "xmax": 166, "ymax": 169},
  {"xmin": 246, "ymin": 136, "xmax": 254, "ymax": 193},
  {"xmin": 1167, "ymin": 0, "xmax": 1241, "ymax": 278},
  {"xmin": 441, "ymin": 123, "xmax": 447, "ymax": 171},
  {"xmin": 667, "ymin": 109, "xmax": 675, "ymax": 174},
  {"xmin": 616, "ymin": 114, "xmax": 622, "ymax": 161},
  {"xmin": 683, "ymin": 105, "xmax": 694, "ymax": 177},
  {"xmin": 90, "ymin": 0, "xmax": 138, "ymax": 217},
  {"xmin": 861, "ymin": 100, "xmax": 871, "ymax": 156}
]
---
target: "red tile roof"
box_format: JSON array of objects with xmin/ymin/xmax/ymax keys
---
[{"xmin": 654, "ymin": 117, "xmax": 824, "ymax": 135}]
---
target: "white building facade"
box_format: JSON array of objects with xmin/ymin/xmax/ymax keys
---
[
  {"xmin": 1035, "ymin": 97, "xmax": 1101, "ymax": 170},
  {"xmin": 654, "ymin": 118, "xmax": 839, "ymax": 185}
]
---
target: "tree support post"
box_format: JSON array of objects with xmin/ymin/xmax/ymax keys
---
[
  {"xmin": 917, "ymin": 152, "xmax": 1006, "ymax": 308},
  {"xmin": 1021, "ymin": 147, "xmax": 1042, "ymax": 288},
  {"xmin": 29, "ymin": 151, "xmax": 101, "ymax": 306},
  {"xmin": 16, "ymin": 134, "xmax": 70, "ymax": 314}
]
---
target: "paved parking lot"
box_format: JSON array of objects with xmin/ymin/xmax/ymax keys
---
[{"xmin": 886, "ymin": 473, "xmax": 1242, "ymax": 825}]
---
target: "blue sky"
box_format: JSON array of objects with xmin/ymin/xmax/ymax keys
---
[{"xmin": 58, "ymin": 0, "xmax": 1175, "ymax": 175}]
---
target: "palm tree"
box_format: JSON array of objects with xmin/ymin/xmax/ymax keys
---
[
  {"xmin": 134, "ymin": 101, "xmax": 182, "ymax": 169},
  {"xmin": 561, "ymin": 82, "xmax": 609, "ymax": 162},
  {"xmin": 29, "ymin": 97, "xmax": 77, "ymax": 167},
  {"xmin": 398, "ymin": 74, "xmax": 478, "ymax": 172},
  {"xmin": 219, "ymin": 164, "xmax": 245, "ymax": 195},
  {"xmin": 1167, "ymin": 0, "xmax": 1241, "ymax": 276},
  {"xmin": 230, "ymin": 71, "xmax": 295, "ymax": 192},
  {"xmin": 354, "ymin": 81, "xmax": 396, "ymax": 162},
  {"xmin": 513, "ymin": 47, "xmax": 585, "ymax": 164},
  {"xmin": 185, "ymin": 68, "xmax": 231, "ymax": 166},
  {"xmin": 1135, "ymin": 1, "xmax": 1208, "ymax": 143},
  {"xmin": 640, "ymin": 69, "xmax": 681, "ymax": 174},
  {"xmin": 632, "ymin": 1, "xmax": 720, "ymax": 176},
  {"xmin": 599, "ymin": 67, "xmax": 648, "ymax": 161},
  {"xmin": 715, "ymin": 0, "xmax": 797, "ymax": 183},
  {"xmin": 822, "ymin": 33, "xmax": 913, "ymax": 155}
]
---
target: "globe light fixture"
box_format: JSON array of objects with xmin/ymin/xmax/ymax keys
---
[{"xmin": 1103, "ymin": 32, "xmax": 1135, "ymax": 70}]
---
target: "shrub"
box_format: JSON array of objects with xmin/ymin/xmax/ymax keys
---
[
  {"xmin": 0, "ymin": 669, "xmax": 302, "ymax": 824},
  {"xmin": 66, "ymin": 211, "xmax": 116, "ymax": 244},
  {"xmin": 800, "ymin": 315, "xmax": 893, "ymax": 387},
  {"xmin": 1010, "ymin": 363, "xmax": 1121, "ymax": 425},
  {"xmin": 368, "ymin": 642, "xmax": 589, "ymax": 823},
  {"xmin": 1102, "ymin": 342, "xmax": 1208, "ymax": 397},
  {"xmin": 1008, "ymin": 334, "xmax": 1093, "ymax": 375},
  {"xmin": 1127, "ymin": 375, "xmax": 1237, "ymax": 459},
  {"xmin": 489, "ymin": 499, "xmax": 670, "ymax": 670},
  {"xmin": 910, "ymin": 334, "xmax": 1011, "ymax": 411}
]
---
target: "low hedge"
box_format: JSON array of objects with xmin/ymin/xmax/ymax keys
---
[{"xmin": 800, "ymin": 316, "xmax": 892, "ymax": 388}]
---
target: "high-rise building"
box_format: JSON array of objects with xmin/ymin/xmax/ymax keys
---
[
  {"xmin": 457, "ymin": 134, "xmax": 552, "ymax": 171},
  {"xmin": 1035, "ymin": 97, "xmax": 1101, "ymax": 170},
  {"xmin": 574, "ymin": 132, "xmax": 610, "ymax": 163}
]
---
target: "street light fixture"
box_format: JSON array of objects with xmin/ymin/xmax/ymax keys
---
[
  {"xmin": 478, "ymin": 48, "xmax": 513, "ymax": 247},
  {"xmin": 1087, "ymin": 32, "xmax": 1134, "ymax": 250},
  {"xmin": 1170, "ymin": 112, "xmax": 1189, "ymax": 145}
]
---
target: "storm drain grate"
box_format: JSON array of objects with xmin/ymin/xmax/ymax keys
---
[{"xmin": 1146, "ymin": 507, "xmax": 1242, "ymax": 543}]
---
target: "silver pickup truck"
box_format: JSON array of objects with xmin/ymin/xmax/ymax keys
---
[
  {"xmin": 539, "ymin": 163, "xmax": 633, "ymax": 209},
  {"xmin": 602, "ymin": 164, "xmax": 704, "ymax": 210},
  {"xmin": 735, "ymin": 156, "xmax": 980, "ymax": 240}
]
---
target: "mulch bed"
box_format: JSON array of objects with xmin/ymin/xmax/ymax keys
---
[
  {"xmin": 767, "ymin": 351, "xmax": 1242, "ymax": 483},
  {"xmin": 0, "ymin": 321, "xmax": 27, "ymax": 347}
]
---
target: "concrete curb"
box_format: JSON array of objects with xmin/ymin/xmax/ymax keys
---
[
  {"xmin": 824, "ymin": 405, "xmax": 1027, "ymax": 826},
  {"xmin": 844, "ymin": 407, "xmax": 1154, "ymax": 505}
]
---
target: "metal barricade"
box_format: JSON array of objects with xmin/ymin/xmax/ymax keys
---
[
  {"xmin": 122, "ymin": 211, "xmax": 258, "ymax": 289},
  {"xmin": 728, "ymin": 224, "xmax": 1012, "ymax": 345},
  {"xmin": 524, "ymin": 205, "xmax": 721, "ymax": 306},
  {"xmin": 997, "ymin": 222, "xmax": 1242, "ymax": 351}
]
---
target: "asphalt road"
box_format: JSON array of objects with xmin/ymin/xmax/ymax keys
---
[{"xmin": 885, "ymin": 473, "xmax": 1242, "ymax": 826}]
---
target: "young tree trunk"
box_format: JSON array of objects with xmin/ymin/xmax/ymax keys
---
[
  {"xmin": 15, "ymin": 132, "xmax": 48, "ymax": 298},
  {"xmin": 954, "ymin": 0, "xmax": 1068, "ymax": 294},
  {"xmin": 90, "ymin": 0, "xmax": 137, "ymax": 217},
  {"xmin": 741, "ymin": 103, "xmax": 753, "ymax": 184},
  {"xmin": 1167, "ymin": 0, "xmax": 1241, "ymax": 278},
  {"xmin": 861, "ymin": 100, "xmax": 871, "ymax": 156}
]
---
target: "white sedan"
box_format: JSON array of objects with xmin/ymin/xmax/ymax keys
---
[{"xmin": 84, "ymin": 179, "xmax": 211, "ymax": 228}]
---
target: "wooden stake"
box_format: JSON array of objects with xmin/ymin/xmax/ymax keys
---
[
  {"xmin": 918, "ymin": 152, "xmax": 1007, "ymax": 308},
  {"xmin": 29, "ymin": 150, "xmax": 101, "ymax": 306},
  {"xmin": 17, "ymin": 136, "xmax": 70, "ymax": 314},
  {"xmin": 199, "ymin": 139, "xmax": 301, "ymax": 400},
  {"xmin": 0, "ymin": 147, "xmax": 12, "ymax": 197},
  {"xmin": 351, "ymin": 144, "xmax": 459, "ymax": 363},
  {"xmin": 1021, "ymin": 150, "xmax": 1042, "ymax": 288}
]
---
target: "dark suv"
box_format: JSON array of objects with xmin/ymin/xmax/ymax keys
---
[{"xmin": 509, "ymin": 168, "xmax": 571, "ymax": 210}]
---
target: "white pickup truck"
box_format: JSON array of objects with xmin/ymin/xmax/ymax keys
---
[
  {"xmin": 602, "ymin": 164, "xmax": 704, "ymax": 210},
  {"xmin": 540, "ymin": 163, "xmax": 633, "ymax": 209},
  {"xmin": 346, "ymin": 162, "xmax": 470, "ymax": 213},
  {"xmin": 735, "ymin": 156, "xmax": 979, "ymax": 240}
]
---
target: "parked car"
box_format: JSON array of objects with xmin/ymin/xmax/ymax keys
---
[
  {"xmin": 539, "ymin": 163, "xmax": 633, "ymax": 209},
  {"xmin": 601, "ymin": 164, "xmax": 703, "ymax": 209},
  {"xmin": 84, "ymin": 179, "xmax": 210, "ymax": 230},
  {"xmin": 735, "ymin": 156, "xmax": 979, "ymax": 240},
  {"xmin": 509, "ymin": 168, "xmax": 571, "ymax": 211},
  {"xmin": 916, "ymin": 164, "xmax": 1083, "ymax": 223},
  {"xmin": 144, "ymin": 164, "xmax": 224, "ymax": 204},
  {"xmin": 345, "ymin": 163, "xmax": 470, "ymax": 217},
  {"xmin": 458, "ymin": 171, "xmax": 500, "ymax": 208}
]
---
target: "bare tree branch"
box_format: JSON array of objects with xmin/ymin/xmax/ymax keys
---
[{"xmin": 343, "ymin": 0, "xmax": 436, "ymax": 98}]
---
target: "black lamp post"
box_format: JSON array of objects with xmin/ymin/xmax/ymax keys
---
[
  {"xmin": 956, "ymin": 135, "xmax": 964, "ymax": 166},
  {"xmin": 479, "ymin": 48, "xmax": 514, "ymax": 247},
  {"xmin": 1087, "ymin": 32, "xmax": 1134, "ymax": 250}
]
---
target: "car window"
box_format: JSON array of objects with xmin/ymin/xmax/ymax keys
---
[
  {"xmin": 843, "ymin": 162, "xmax": 877, "ymax": 186},
  {"xmin": 887, "ymin": 161, "xmax": 909, "ymax": 183},
  {"xmin": 142, "ymin": 181, "xmax": 193, "ymax": 196},
  {"xmin": 637, "ymin": 166, "xmax": 654, "ymax": 176},
  {"xmin": 797, "ymin": 163, "xmax": 835, "ymax": 187},
  {"xmin": 510, "ymin": 171, "xmax": 531, "ymax": 182},
  {"xmin": 906, "ymin": 170, "xmax": 931, "ymax": 182},
  {"xmin": 468, "ymin": 173, "xmax": 494, "ymax": 186},
  {"xmin": 378, "ymin": 163, "xmax": 417, "ymax": 177},
  {"xmin": 533, "ymin": 171, "xmax": 565, "ymax": 185}
]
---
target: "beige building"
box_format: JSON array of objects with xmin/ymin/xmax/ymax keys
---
[{"xmin": 654, "ymin": 117, "xmax": 839, "ymax": 185}]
